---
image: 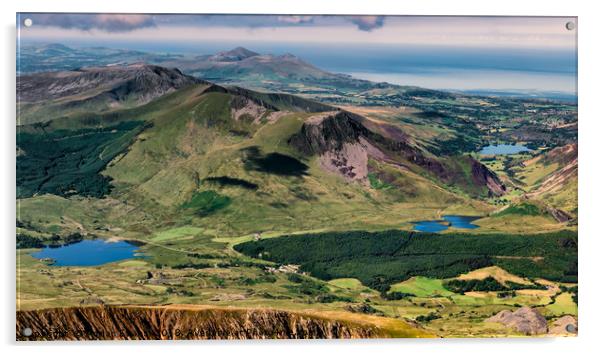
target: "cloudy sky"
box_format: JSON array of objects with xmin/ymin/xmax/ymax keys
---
[
  {"xmin": 18, "ymin": 14, "xmax": 576, "ymax": 49},
  {"xmin": 17, "ymin": 14, "xmax": 577, "ymax": 93}
]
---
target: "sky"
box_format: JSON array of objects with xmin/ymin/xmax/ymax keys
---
[
  {"xmin": 17, "ymin": 14, "xmax": 578, "ymax": 93},
  {"xmin": 18, "ymin": 14, "xmax": 577, "ymax": 49}
]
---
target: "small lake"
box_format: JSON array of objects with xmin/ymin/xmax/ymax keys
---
[
  {"xmin": 31, "ymin": 239, "xmax": 142, "ymax": 266},
  {"xmin": 479, "ymin": 144, "xmax": 532, "ymax": 155},
  {"xmin": 413, "ymin": 215, "xmax": 481, "ymax": 233}
]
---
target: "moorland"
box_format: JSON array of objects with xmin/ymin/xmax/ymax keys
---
[{"xmin": 16, "ymin": 44, "xmax": 577, "ymax": 339}]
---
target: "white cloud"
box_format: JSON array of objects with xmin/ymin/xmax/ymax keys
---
[
  {"xmin": 20, "ymin": 16, "xmax": 576, "ymax": 50},
  {"xmin": 277, "ymin": 16, "xmax": 315, "ymax": 24},
  {"xmin": 25, "ymin": 14, "xmax": 155, "ymax": 32}
]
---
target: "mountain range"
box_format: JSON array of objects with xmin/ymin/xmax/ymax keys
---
[
  {"xmin": 16, "ymin": 44, "xmax": 578, "ymax": 338},
  {"xmin": 16, "ymin": 52, "xmax": 577, "ymax": 220},
  {"xmin": 17, "ymin": 63, "xmax": 504, "ymax": 214}
]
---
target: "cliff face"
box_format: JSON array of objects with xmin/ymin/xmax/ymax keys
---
[
  {"xmin": 289, "ymin": 112, "xmax": 367, "ymax": 155},
  {"xmin": 470, "ymin": 158, "xmax": 506, "ymax": 197},
  {"xmin": 289, "ymin": 111, "xmax": 505, "ymax": 196},
  {"xmin": 16, "ymin": 306, "xmax": 386, "ymax": 340}
]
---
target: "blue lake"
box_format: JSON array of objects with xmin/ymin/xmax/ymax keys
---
[
  {"xmin": 479, "ymin": 144, "xmax": 532, "ymax": 155},
  {"xmin": 413, "ymin": 215, "xmax": 481, "ymax": 233},
  {"xmin": 412, "ymin": 220, "xmax": 450, "ymax": 233},
  {"xmin": 31, "ymin": 239, "xmax": 142, "ymax": 266}
]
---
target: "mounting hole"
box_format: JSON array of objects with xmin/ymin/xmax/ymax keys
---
[
  {"xmin": 22, "ymin": 327, "xmax": 32, "ymax": 337},
  {"xmin": 566, "ymin": 21, "xmax": 575, "ymax": 31},
  {"xmin": 566, "ymin": 324, "xmax": 577, "ymax": 333},
  {"xmin": 23, "ymin": 18, "xmax": 33, "ymax": 27}
]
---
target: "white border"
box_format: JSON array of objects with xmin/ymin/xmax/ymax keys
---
[{"xmin": 2, "ymin": 1, "xmax": 600, "ymax": 354}]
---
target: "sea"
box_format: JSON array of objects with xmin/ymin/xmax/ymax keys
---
[{"xmin": 36, "ymin": 39, "xmax": 578, "ymax": 101}]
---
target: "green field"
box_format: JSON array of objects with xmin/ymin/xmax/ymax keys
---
[
  {"xmin": 545, "ymin": 292, "xmax": 578, "ymax": 316},
  {"xmin": 389, "ymin": 277, "xmax": 454, "ymax": 297}
]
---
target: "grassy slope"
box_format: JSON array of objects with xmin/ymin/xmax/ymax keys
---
[
  {"xmin": 15, "ymin": 88, "xmax": 480, "ymax": 268},
  {"xmin": 455, "ymin": 266, "xmax": 532, "ymax": 285},
  {"xmin": 501, "ymin": 145, "xmax": 577, "ymax": 215},
  {"xmin": 389, "ymin": 277, "xmax": 454, "ymax": 297},
  {"xmin": 471, "ymin": 150, "xmax": 577, "ymax": 232},
  {"xmin": 97, "ymin": 85, "xmax": 486, "ymax": 238},
  {"xmin": 17, "ymin": 83, "xmax": 570, "ymax": 247},
  {"xmin": 16, "ymin": 82, "xmax": 578, "ymax": 337}
]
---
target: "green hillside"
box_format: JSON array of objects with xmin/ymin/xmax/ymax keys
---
[{"xmin": 16, "ymin": 62, "xmax": 578, "ymax": 338}]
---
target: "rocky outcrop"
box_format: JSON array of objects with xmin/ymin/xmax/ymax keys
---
[
  {"xmin": 549, "ymin": 315, "xmax": 578, "ymax": 336},
  {"xmin": 16, "ymin": 305, "xmax": 388, "ymax": 340},
  {"xmin": 290, "ymin": 112, "xmax": 368, "ymax": 155},
  {"xmin": 291, "ymin": 112, "xmax": 395, "ymax": 183},
  {"xmin": 289, "ymin": 111, "xmax": 505, "ymax": 196},
  {"xmin": 546, "ymin": 206, "xmax": 573, "ymax": 223},
  {"xmin": 470, "ymin": 159, "xmax": 506, "ymax": 197},
  {"xmin": 486, "ymin": 307, "xmax": 547, "ymax": 335},
  {"xmin": 230, "ymin": 95, "xmax": 268, "ymax": 123},
  {"xmin": 318, "ymin": 138, "xmax": 384, "ymax": 182}
]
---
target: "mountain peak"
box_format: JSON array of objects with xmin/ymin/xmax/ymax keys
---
[
  {"xmin": 42, "ymin": 43, "xmax": 73, "ymax": 50},
  {"xmin": 18, "ymin": 64, "xmax": 202, "ymax": 106},
  {"xmin": 33, "ymin": 43, "xmax": 75, "ymax": 54},
  {"xmin": 212, "ymin": 47, "xmax": 260, "ymax": 61},
  {"xmin": 278, "ymin": 53, "xmax": 299, "ymax": 59}
]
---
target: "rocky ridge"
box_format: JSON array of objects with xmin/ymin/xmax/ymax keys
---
[{"xmin": 16, "ymin": 305, "xmax": 395, "ymax": 340}]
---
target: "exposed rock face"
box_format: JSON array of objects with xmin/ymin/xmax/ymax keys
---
[
  {"xmin": 292, "ymin": 112, "xmax": 391, "ymax": 183},
  {"xmin": 290, "ymin": 112, "xmax": 368, "ymax": 155},
  {"xmin": 470, "ymin": 159, "xmax": 506, "ymax": 197},
  {"xmin": 17, "ymin": 64, "xmax": 202, "ymax": 103},
  {"xmin": 546, "ymin": 207, "xmax": 573, "ymax": 223},
  {"xmin": 486, "ymin": 307, "xmax": 548, "ymax": 335},
  {"xmin": 230, "ymin": 95, "xmax": 267, "ymax": 123},
  {"xmin": 289, "ymin": 111, "xmax": 505, "ymax": 196},
  {"xmin": 549, "ymin": 315, "xmax": 578, "ymax": 336},
  {"xmin": 16, "ymin": 306, "xmax": 385, "ymax": 340},
  {"xmin": 319, "ymin": 142, "xmax": 370, "ymax": 182}
]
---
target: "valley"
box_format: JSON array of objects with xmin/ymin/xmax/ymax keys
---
[{"xmin": 16, "ymin": 45, "xmax": 577, "ymax": 339}]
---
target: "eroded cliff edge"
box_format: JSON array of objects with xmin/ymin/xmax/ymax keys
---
[{"xmin": 16, "ymin": 305, "xmax": 431, "ymax": 340}]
